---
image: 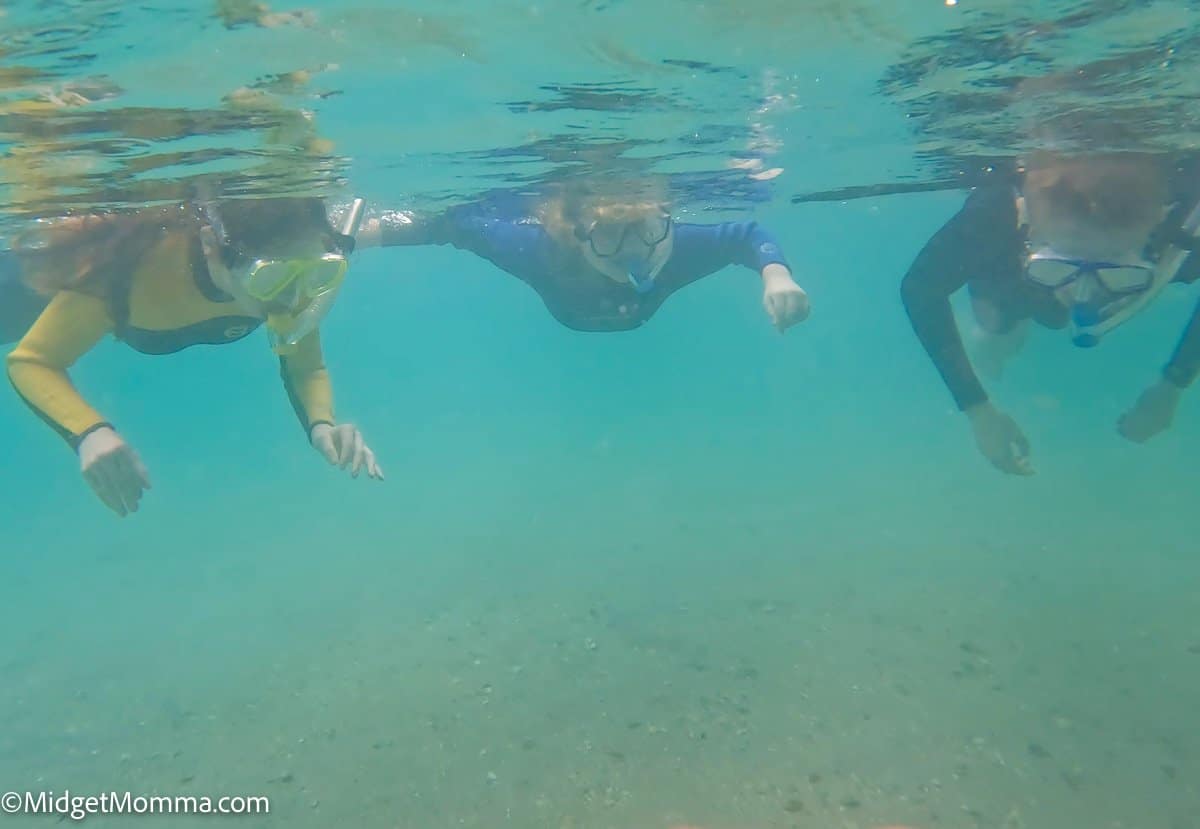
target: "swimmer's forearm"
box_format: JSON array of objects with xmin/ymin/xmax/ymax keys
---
[
  {"xmin": 360, "ymin": 211, "xmax": 438, "ymax": 249},
  {"xmin": 7, "ymin": 290, "xmax": 114, "ymax": 448},
  {"xmin": 279, "ymin": 331, "xmax": 335, "ymax": 435}
]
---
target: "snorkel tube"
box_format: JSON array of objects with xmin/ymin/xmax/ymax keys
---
[
  {"xmin": 268, "ymin": 197, "xmax": 365, "ymax": 354},
  {"xmin": 1071, "ymin": 199, "xmax": 1200, "ymax": 348}
]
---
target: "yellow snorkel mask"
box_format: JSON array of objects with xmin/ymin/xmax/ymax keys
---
[
  {"xmin": 201, "ymin": 197, "xmax": 366, "ymax": 355},
  {"xmin": 259, "ymin": 254, "xmax": 349, "ymax": 355}
]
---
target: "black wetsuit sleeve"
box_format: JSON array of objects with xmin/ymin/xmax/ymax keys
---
[
  {"xmin": 899, "ymin": 187, "xmax": 1019, "ymax": 411},
  {"xmin": 1163, "ymin": 162, "xmax": 1200, "ymax": 386},
  {"xmin": 1164, "ymin": 299, "xmax": 1200, "ymax": 388}
]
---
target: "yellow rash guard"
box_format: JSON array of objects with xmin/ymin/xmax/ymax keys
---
[{"xmin": 6, "ymin": 230, "xmax": 335, "ymax": 449}]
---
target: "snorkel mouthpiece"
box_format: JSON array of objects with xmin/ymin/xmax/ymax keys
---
[
  {"xmin": 627, "ymin": 264, "xmax": 657, "ymax": 294},
  {"xmin": 1070, "ymin": 304, "xmax": 1103, "ymax": 348},
  {"xmin": 267, "ymin": 312, "xmax": 299, "ymax": 355},
  {"xmin": 1071, "ymin": 303, "xmax": 1101, "ymax": 328}
]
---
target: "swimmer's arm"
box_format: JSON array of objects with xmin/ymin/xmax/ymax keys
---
[
  {"xmin": 1163, "ymin": 298, "xmax": 1200, "ymax": 390},
  {"xmin": 279, "ymin": 329, "xmax": 335, "ymax": 437},
  {"xmin": 726, "ymin": 222, "xmax": 792, "ymax": 273},
  {"xmin": 6, "ymin": 290, "xmax": 116, "ymax": 448},
  {"xmin": 356, "ymin": 211, "xmax": 440, "ymax": 248},
  {"xmin": 696, "ymin": 225, "xmax": 806, "ymax": 303},
  {"xmin": 360, "ymin": 205, "xmax": 548, "ymax": 275},
  {"xmin": 672, "ymin": 221, "xmax": 792, "ymax": 278},
  {"xmin": 901, "ymin": 189, "xmax": 1014, "ymax": 412}
]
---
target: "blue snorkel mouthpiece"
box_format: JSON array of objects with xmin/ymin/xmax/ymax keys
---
[
  {"xmin": 1071, "ymin": 303, "xmax": 1101, "ymax": 327},
  {"xmin": 1070, "ymin": 304, "xmax": 1102, "ymax": 348},
  {"xmin": 627, "ymin": 264, "xmax": 657, "ymax": 294}
]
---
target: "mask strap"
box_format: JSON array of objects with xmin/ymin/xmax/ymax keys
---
[
  {"xmin": 1014, "ymin": 190, "xmax": 1029, "ymax": 237},
  {"xmin": 1157, "ymin": 218, "xmax": 1199, "ymax": 252},
  {"xmin": 194, "ymin": 196, "xmax": 248, "ymax": 270}
]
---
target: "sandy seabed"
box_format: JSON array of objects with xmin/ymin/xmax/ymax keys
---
[{"xmin": 1, "ymin": 532, "xmax": 1195, "ymax": 829}]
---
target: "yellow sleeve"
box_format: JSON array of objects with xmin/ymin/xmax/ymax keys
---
[
  {"xmin": 279, "ymin": 329, "xmax": 335, "ymax": 436},
  {"xmin": 6, "ymin": 290, "xmax": 115, "ymax": 447}
]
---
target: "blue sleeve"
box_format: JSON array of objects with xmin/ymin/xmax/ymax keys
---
[
  {"xmin": 379, "ymin": 202, "xmax": 553, "ymax": 279},
  {"xmin": 670, "ymin": 221, "xmax": 791, "ymax": 276}
]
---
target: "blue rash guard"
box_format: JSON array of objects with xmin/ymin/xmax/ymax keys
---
[{"xmin": 379, "ymin": 197, "xmax": 791, "ymax": 331}]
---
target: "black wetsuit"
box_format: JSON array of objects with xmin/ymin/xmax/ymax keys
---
[{"xmin": 900, "ymin": 178, "xmax": 1200, "ymax": 411}]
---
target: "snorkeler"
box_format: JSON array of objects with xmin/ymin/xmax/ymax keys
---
[
  {"xmin": 354, "ymin": 186, "xmax": 810, "ymax": 333},
  {"xmin": 900, "ymin": 153, "xmax": 1200, "ymax": 475},
  {"xmin": 3, "ymin": 196, "xmax": 383, "ymax": 517}
]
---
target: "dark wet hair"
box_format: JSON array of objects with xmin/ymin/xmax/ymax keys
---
[
  {"xmin": 13, "ymin": 208, "xmax": 179, "ymax": 297},
  {"xmin": 215, "ymin": 197, "xmax": 336, "ymax": 257},
  {"xmin": 13, "ymin": 197, "xmax": 334, "ymax": 301}
]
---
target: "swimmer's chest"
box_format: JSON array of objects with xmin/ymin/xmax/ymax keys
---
[{"xmin": 122, "ymin": 233, "xmax": 260, "ymax": 353}]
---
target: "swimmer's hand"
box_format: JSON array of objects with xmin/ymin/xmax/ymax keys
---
[
  {"xmin": 78, "ymin": 427, "xmax": 152, "ymax": 516},
  {"xmin": 1118, "ymin": 379, "xmax": 1181, "ymax": 443},
  {"xmin": 310, "ymin": 423, "xmax": 385, "ymax": 480},
  {"xmin": 761, "ymin": 263, "xmax": 810, "ymax": 333},
  {"xmin": 966, "ymin": 402, "xmax": 1034, "ymax": 476}
]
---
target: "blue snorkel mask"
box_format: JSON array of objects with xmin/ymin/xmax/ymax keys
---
[
  {"xmin": 1018, "ymin": 194, "xmax": 1200, "ymax": 348},
  {"xmin": 1024, "ymin": 249, "xmax": 1158, "ymax": 347}
]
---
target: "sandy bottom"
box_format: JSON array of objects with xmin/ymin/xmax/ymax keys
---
[{"xmin": 1, "ymin": 535, "xmax": 1196, "ymax": 829}]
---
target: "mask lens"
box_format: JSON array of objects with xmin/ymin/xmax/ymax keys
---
[
  {"xmin": 1025, "ymin": 257, "xmax": 1081, "ymax": 288},
  {"xmin": 244, "ymin": 261, "xmax": 304, "ymax": 301},
  {"xmin": 588, "ymin": 223, "xmax": 625, "ymax": 257},
  {"xmin": 244, "ymin": 257, "xmax": 347, "ymax": 302},
  {"xmin": 637, "ymin": 215, "xmax": 671, "ymax": 246},
  {"xmin": 299, "ymin": 256, "xmax": 348, "ymax": 297},
  {"xmin": 588, "ymin": 215, "xmax": 671, "ymax": 258},
  {"xmin": 1095, "ymin": 265, "xmax": 1153, "ymax": 294}
]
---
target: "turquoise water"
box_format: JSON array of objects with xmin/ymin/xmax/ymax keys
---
[{"xmin": 1, "ymin": 3, "xmax": 1198, "ymax": 828}]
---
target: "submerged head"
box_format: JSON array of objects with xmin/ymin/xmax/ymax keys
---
[
  {"xmin": 568, "ymin": 198, "xmax": 675, "ymax": 292},
  {"xmin": 202, "ymin": 197, "xmax": 360, "ymax": 351},
  {"xmin": 542, "ymin": 178, "xmax": 676, "ymax": 292},
  {"xmin": 1020, "ymin": 153, "xmax": 1177, "ymax": 345}
]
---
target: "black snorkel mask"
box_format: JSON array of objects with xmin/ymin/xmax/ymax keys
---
[{"xmin": 572, "ymin": 213, "xmax": 673, "ymax": 294}]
